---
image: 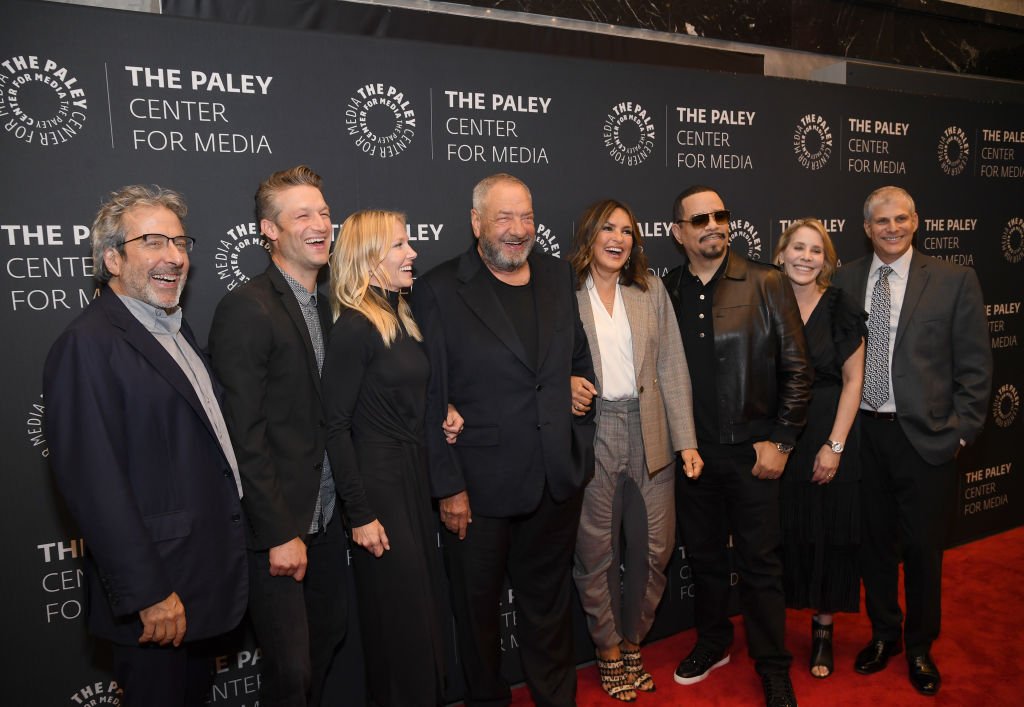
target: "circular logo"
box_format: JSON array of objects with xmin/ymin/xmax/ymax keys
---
[
  {"xmin": 992, "ymin": 383, "xmax": 1020, "ymax": 428},
  {"xmin": 937, "ymin": 126, "xmax": 970, "ymax": 176},
  {"xmin": 0, "ymin": 55, "xmax": 87, "ymax": 146},
  {"xmin": 67, "ymin": 681, "xmax": 121, "ymax": 706},
  {"xmin": 1002, "ymin": 217, "xmax": 1024, "ymax": 265},
  {"xmin": 729, "ymin": 218, "xmax": 763, "ymax": 261},
  {"xmin": 602, "ymin": 101, "xmax": 656, "ymax": 166},
  {"xmin": 344, "ymin": 83, "xmax": 416, "ymax": 159},
  {"xmin": 535, "ymin": 223, "xmax": 560, "ymax": 258},
  {"xmin": 213, "ymin": 222, "xmax": 271, "ymax": 292},
  {"xmin": 25, "ymin": 393, "xmax": 48, "ymax": 458},
  {"xmin": 792, "ymin": 114, "xmax": 832, "ymax": 170}
]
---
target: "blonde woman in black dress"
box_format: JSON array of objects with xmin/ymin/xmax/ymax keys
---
[{"xmin": 324, "ymin": 210, "xmax": 462, "ymax": 706}]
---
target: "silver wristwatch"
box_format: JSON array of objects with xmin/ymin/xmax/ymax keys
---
[
  {"xmin": 826, "ymin": 439, "xmax": 844, "ymax": 454},
  {"xmin": 775, "ymin": 442, "xmax": 794, "ymax": 454}
]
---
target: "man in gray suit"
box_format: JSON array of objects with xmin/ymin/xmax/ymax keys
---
[{"xmin": 834, "ymin": 186, "xmax": 992, "ymax": 697}]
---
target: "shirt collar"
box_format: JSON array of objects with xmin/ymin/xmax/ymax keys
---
[
  {"xmin": 870, "ymin": 246, "xmax": 913, "ymax": 281},
  {"xmin": 276, "ymin": 264, "xmax": 317, "ymax": 306},
  {"xmin": 117, "ymin": 294, "xmax": 183, "ymax": 336}
]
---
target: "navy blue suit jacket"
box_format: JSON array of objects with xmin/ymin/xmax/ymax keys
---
[{"xmin": 44, "ymin": 288, "xmax": 247, "ymax": 645}]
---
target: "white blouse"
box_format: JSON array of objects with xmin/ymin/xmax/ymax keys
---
[{"xmin": 586, "ymin": 275, "xmax": 637, "ymax": 401}]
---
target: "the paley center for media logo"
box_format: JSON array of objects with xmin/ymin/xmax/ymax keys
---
[
  {"xmin": 937, "ymin": 125, "xmax": 970, "ymax": 176},
  {"xmin": 729, "ymin": 218, "xmax": 763, "ymax": 261},
  {"xmin": 992, "ymin": 383, "xmax": 1020, "ymax": 428},
  {"xmin": 0, "ymin": 54, "xmax": 87, "ymax": 146},
  {"xmin": 345, "ymin": 82, "xmax": 416, "ymax": 159},
  {"xmin": 1002, "ymin": 217, "xmax": 1024, "ymax": 265},
  {"xmin": 603, "ymin": 101, "xmax": 656, "ymax": 167},
  {"xmin": 534, "ymin": 224, "xmax": 561, "ymax": 258},
  {"xmin": 214, "ymin": 221, "xmax": 271, "ymax": 292},
  {"xmin": 792, "ymin": 113, "xmax": 832, "ymax": 171}
]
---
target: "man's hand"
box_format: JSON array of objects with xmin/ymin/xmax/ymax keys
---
[
  {"xmin": 571, "ymin": 375, "xmax": 597, "ymax": 416},
  {"xmin": 680, "ymin": 448, "xmax": 704, "ymax": 479},
  {"xmin": 269, "ymin": 536, "xmax": 308, "ymax": 581},
  {"xmin": 440, "ymin": 490, "xmax": 472, "ymax": 540},
  {"xmin": 138, "ymin": 591, "xmax": 186, "ymax": 647},
  {"xmin": 752, "ymin": 441, "xmax": 789, "ymax": 479},
  {"xmin": 352, "ymin": 520, "xmax": 391, "ymax": 557}
]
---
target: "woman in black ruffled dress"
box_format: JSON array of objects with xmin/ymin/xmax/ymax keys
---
[{"xmin": 774, "ymin": 218, "xmax": 867, "ymax": 680}]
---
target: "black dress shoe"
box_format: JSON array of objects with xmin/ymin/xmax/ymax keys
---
[
  {"xmin": 908, "ymin": 654, "xmax": 941, "ymax": 696},
  {"xmin": 854, "ymin": 639, "xmax": 902, "ymax": 674}
]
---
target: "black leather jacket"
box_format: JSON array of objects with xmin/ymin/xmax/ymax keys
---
[{"xmin": 664, "ymin": 251, "xmax": 812, "ymax": 446}]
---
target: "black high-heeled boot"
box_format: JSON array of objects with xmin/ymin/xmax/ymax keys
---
[{"xmin": 810, "ymin": 616, "xmax": 834, "ymax": 679}]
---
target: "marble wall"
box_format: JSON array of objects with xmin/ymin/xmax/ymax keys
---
[{"xmin": 452, "ymin": 0, "xmax": 1023, "ymax": 80}]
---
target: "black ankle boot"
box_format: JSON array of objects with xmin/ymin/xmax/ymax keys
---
[{"xmin": 810, "ymin": 616, "xmax": 834, "ymax": 679}]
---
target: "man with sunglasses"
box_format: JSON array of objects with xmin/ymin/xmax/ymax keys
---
[
  {"xmin": 663, "ymin": 186, "xmax": 811, "ymax": 707},
  {"xmin": 44, "ymin": 186, "xmax": 247, "ymax": 706}
]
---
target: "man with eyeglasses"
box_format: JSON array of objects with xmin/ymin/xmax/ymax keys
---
[
  {"xmin": 663, "ymin": 185, "xmax": 811, "ymax": 707},
  {"xmin": 44, "ymin": 185, "xmax": 247, "ymax": 707}
]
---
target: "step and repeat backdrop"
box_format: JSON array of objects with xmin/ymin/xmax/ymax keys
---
[{"xmin": 1, "ymin": 0, "xmax": 1021, "ymax": 704}]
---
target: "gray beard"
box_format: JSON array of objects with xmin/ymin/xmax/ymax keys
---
[{"xmin": 479, "ymin": 235, "xmax": 534, "ymax": 272}]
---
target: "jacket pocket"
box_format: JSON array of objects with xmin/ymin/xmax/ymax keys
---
[
  {"xmin": 143, "ymin": 510, "xmax": 193, "ymax": 542},
  {"xmin": 457, "ymin": 425, "xmax": 500, "ymax": 447}
]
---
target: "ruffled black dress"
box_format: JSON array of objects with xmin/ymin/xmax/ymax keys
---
[{"xmin": 781, "ymin": 286, "xmax": 867, "ymax": 613}]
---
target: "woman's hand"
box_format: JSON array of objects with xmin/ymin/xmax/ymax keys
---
[
  {"xmin": 352, "ymin": 520, "xmax": 390, "ymax": 557},
  {"xmin": 443, "ymin": 403, "xmax": 464, "ymax": 444},
  {"xmin": 571, "ymin": 375, "xmax": 597, "ymax": 416},
  {"xmin": 812, "ymin": 445, "xmax": 840, "ymax": 484}
]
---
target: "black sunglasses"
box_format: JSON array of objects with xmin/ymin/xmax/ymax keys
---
[{"xmin": 675, "ymin": 209, "xmax": 731, "ymax": 229}]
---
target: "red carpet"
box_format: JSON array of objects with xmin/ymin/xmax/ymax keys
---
[{"xmin": 511, "ymin": 525, "xmax": 1024, "ymax": 706}]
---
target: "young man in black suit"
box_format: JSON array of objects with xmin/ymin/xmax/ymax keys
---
[{"xmin": 209, "ymin": 165, "xmax": 346, "ymax": 707}]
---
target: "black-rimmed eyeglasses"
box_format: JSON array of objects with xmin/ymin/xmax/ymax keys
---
[
  {"xmin": 121, "ymin": 233, "xmax": 196, "ymax": 252},
  {"xmin": 674, "ymin": 210, "xmax": 731, "ymax": 229}
]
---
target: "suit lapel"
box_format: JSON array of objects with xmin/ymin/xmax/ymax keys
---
[
  {"xmin": 895, "ymin": 250, "xmax": 929, "ymax": 350},
  {"xmin": 532, "ymin": 253, "xmax": 557, "ymax": 367},
  {"xmin": 99, "ymin": 291, "xmax": 220, "ymax": 444},
  {"xmin": 576, "ymin": 287, "xmax": 603, "ymax": 392},
  {"xmin": 267, "ymin": 266, "xmax": 324, "ymax": 398},
  {"xmin": 456, "ymin": 246, "xmax": 533, "ymax": 371}
]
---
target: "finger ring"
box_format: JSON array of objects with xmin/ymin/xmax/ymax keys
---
[{"xmin": 573, "ymin": 404, "xmax": 580, "ymax": 410}]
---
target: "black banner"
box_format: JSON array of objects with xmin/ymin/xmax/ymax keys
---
[{"xmin": 2, "ymin": 1, "xmax": 1020, "ymax": 704}]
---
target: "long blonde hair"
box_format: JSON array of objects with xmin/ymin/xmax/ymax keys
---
[{"xmin": 329, "ymin": 210, "xmax": 422, "ymax": 346}]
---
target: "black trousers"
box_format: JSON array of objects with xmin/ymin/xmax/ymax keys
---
[
  {"xmin": 111, "ymin": 639, "xmax": 216, "ymax": 707},
  {"xmin": 246, "ymin": 511, "xmax": 348, "ymax": 707},
  {"xmin": 444, "ymin": 484, "xmax": 584, "ymax": 707},
  {"xmin": 677, "ymin": 443, "xmax": 791, "ymax": 674},
  {"xmin": 859, "ymin": 414, "xmax": 955, "ymax": 656}
]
